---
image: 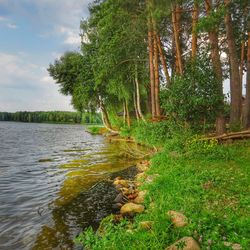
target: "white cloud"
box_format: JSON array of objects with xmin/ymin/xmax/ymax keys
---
[
  {"xmin": 0, "ymin": 15, "xmax": 18, "ymax": 29},
  {"xmin": 0, "ymin": 16, "xmax": 8, "ymax": 21},
  {"xmin": 57, "ymin": 25, "xmax": 81, "ymax": 45},
  {"xmin": 0, "ymin": 0, "xmax": 92, "ymax": 111},
  {"xmin": 6, "ymin": 23, "xmax": 18, "ymax": 29},
  {"xmin": 0, "ymin": 52, "xmax": 73, "ymax": 112}
]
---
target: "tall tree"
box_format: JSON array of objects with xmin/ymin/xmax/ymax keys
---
[
  {"xmin": 205, "ymin": 0, "xmax": 225, "ymax": 135},
  {"xmin": 243, "ymin": 18, "xmax": 250, "ymax": 128},
  {"xmin": 191, "ymin": 1, "xmax": 199, "ymax": 58},
  {"xmin": 224, "ymin": 0, "xmax": 242, "ymax": 128}
]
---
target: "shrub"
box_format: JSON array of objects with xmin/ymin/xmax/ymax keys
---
[{"xmin": 161, "ymin": 57, "xmax": 223, "ymax": 131}]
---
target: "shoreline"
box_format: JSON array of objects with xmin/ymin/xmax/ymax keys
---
[{"xmin": 76, "ymin": 138, "xmax": 250, "ymax": 250}]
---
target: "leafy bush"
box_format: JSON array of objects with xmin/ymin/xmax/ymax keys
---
[
  {"xmin": 161, "ymin": 57, "xmax": 223, "ymax": 131},
  {"xmin": 131, "ymin": 121, "xmax": 174, "ymax": 146}
]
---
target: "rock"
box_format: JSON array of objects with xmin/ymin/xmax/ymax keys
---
[
  {"xmin": 120, "ymin": 203, "xmax": 144, "ymax": 216},
  {"xmin": 127, "ymin": 193, "xmax": 138, "ymax": 200},
  {"xmin": 167, "ymin": 211, "xmax": 188, "ymax": 227},
  {"xmin": 114, "ymin": 184, "xmax": 123, "ymax": 191},
  {"xmin": 134, "ymin": 190, "xmax": 147, "ymax": 204},
  {"xmin": 166, "ymin": 237, "xmax": 200, "ymax": 250},
  {"xmin": 232, "ymin": 243, "xmax": 242, "ymax": 250},
  {"xmin": 121, "ymin": 187, "xmax": 136, "ymax": 196},
  {"xmin": 145, "ymin": 174, "xmax": 160, "ymax": 183},
  {"xmin": 135, "ymin": 172, "xmax": 145, "ymax": 181},
  {"xmin": 112, "ymin": 203, "xmax": 123, "ymax": 210},
  {"xmin": 113, "ymin": 179, "xmax": 129, "ymax": 188},
  {"xmin": 139, "ymin": 221, "xmax": 153, "ymax": 230},
  {"xmin": 136, "ymin": 161, "xmax": 150, "ymax": 172},
  {"xmin": 223, "ymin": 242, "xmax": 242, "ymax": 250},
  {"xmin": 114, "ymin": 193, "xmax": 124, "ymax": 203}
]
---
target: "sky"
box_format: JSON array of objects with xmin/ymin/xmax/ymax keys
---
[{"xmin": 0, "ymin": 0, "xmax": 92, "ymax": 112}]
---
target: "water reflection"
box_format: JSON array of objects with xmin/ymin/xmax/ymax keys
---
[
  {"xmin": 32, "ymin": 141, "xmax": 142, "ymax": 249},
  {"xmin": 0, "ymin": 122, "xmax": 146, "ymax": 250}
]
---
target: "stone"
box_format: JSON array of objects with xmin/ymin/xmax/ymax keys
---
[
  {"xmin": 113, "ymin": 179, "xmax": 129, "ymax": 188},
  {"xmin": 121, "ymin": 187, "xmax": 136, "ymax": 196},
  {"xmin": 145, "ymin": 174, "xmax": 160, "ymax": 183},
  {"xmin": 167, "ymin": 211, "xmax": 188, "ymax": 227},
  {"xmin": 223, "ymin": 242, "xmax": 242, "ymax": 250},
  {"xmin": 120, "ymin": 202, "xmax": 144, "ymax": 216},
  {"xmin": 139, "ymin": 221, "xmax": 153, "ymax": 230},
  {"xmin": 115, "ymin": 184, "xmax": 123, "ymax": 191},
  {"xmin": 133, "ymin": 190, "xmax": 147, "ymax": 204},
  {"xmin": 232, "ymin": 244, "xmax": 242, "ymax": 250},
  {"xmin": 135, "ymin": 172, "xmax": 145, "ymax": 181},
  {"xmin": 112, "ymin": 203, "xmax": 123, "ymax": 210},
  {"xmin": 166, "ymin": 237, "xmax": 200, "ymax": 250},
  {"xmin": 114, "ymin": 193, "xmax": 124, "ymax": 203},
  {"xmin": 136, "ymin": 160, "xmax": 150, "ymax": 172}
]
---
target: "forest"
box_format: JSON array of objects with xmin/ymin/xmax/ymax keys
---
[
  {"xmin": 48, "ymin": 0, "xmax": 250, "ymax": 136},
  {"xmin": 0, "ymin": 111, "xmax": 102, "ymax": 124}
]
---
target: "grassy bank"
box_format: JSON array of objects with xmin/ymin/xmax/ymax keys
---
[
  {"xmin": 76, "ymin": 128, "xmax": 250, "ymax": 249},
  {"xmin": 86, "ymin": 125, "xmax": 107, "ymax": 135}
]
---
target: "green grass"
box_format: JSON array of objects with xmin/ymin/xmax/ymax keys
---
[
  {"xmin": 76, "ymin": 138, "xmax": 250, "ymax": 250},
  {"xmin": 86, "ymin": 125, "xmax": 106, "ymax": 135}
]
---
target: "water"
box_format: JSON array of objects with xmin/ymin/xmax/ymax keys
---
[{"xmin": 0, "ymin": 122, "xmax": 138, "ymax": 249}]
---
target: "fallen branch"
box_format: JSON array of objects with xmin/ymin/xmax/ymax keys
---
[{"xmin": 205, "ymin": 130, "xmax": 250, "ymax": 141}]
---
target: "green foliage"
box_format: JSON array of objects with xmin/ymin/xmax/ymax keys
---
[
  {"xmin": 119, "ymin": 126, "xmax": 132, "ymax": 138},
  {"xmin": 196, "ymin": 5, "xmax": 225, "ymax": 33},
  {"xmin": 161, "ymin": 57, "xmax": 223, "ymax": 130},
  {"xmin": 86, "ymin": 125, "xmax": 106, "ymax": 135}
]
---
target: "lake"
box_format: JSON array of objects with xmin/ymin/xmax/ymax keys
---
[{"xmin": 0, "ymin": 122, "xmax": 137, "ymax": 249}]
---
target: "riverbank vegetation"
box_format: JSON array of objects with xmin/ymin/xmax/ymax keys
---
[
  {"xmin": 47, "ymin": 0, "xmax": 250, "ymax": 249},
  {"xmin": 76, "ymin": 136, "xmax": 250, "ymax": 249},
  {"xmin": 0, "ymin": 111, "xmax": 102, "ymax": 124},
  {"xmin": 48, "ymin": 0, "xmax": 250, "ymax": 134}
]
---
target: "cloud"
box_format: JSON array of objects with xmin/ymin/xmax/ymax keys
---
[
  {"xmin": 0, "ymin": 15, "xmax": 18, "ymax": 29},
  {"xmin": 57, "ymin": 25, "xmax": 81, "ymax": 45},
  {"xmin": 0, "ymin": 16, "xmax": 7, "ymax": 21},
  {"xmin": 0, "ymin": 0, "xmax": 92, "ymax": 111},
  {"xmin": 0, "ymin": 52, "xmax": 73, "ymax": 112},
  {"xmin": 0, "ymin": 0, "xmax": 91, "ymax": 43},
  {"xmin": 6, "ymin": 23, "xmax": 17, "ymax": 29}
]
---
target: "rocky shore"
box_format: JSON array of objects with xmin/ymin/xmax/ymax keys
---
[{"xmin": 94, "ymin": 160, "xmax": 201, "ymax": 250}]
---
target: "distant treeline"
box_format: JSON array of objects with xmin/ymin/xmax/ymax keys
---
[{"xmin": 0, "ymin": 111, "xmax": 102, "ymax": 124}]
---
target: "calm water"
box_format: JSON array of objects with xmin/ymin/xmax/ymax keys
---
[{"xmin": 0, "ymin": 122, "xmax": 137, "ymax": 250}]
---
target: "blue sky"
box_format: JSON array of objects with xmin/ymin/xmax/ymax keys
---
[{"xmin": 0, "ymin": 0, "xmax": 91, "ymax": 112}]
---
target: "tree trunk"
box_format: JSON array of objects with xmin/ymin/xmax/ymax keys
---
[
  {"xmin": 99, "ymin": 98, "xmax": 113, "ymax": 132},
  {"xmin": 148, "ymin": 17, "xmax": 156, "ymax": 118},
  {"xmin": 243, "ymin": 24, "xmax": 250, "ymax": 128},
  {"xmin": 125, "ymin": 99, "xmax": 131, "ymax": 127},
  {"xmin": 205, "ymin": 0, "xmax": 225, "ymax": 135},
  {"xmin": 172, "ymin": 4, "xmax": 183, "ymax": 75},
  {"xmin": 239, "ymin": 40, "xmax": 245, "ymax": 89},
  {"xmin": 156, "ymin": 35, "xmax": 171, "ymax": 84},
  {"xmin": 224, "ymin": 0, "xmax": 242, "ymax": 128},
  {"xmin": 135, "ymin": 64, "xmax": 145, "ymax": 121},
  {"xmin": 153, "ymin": 26, "xmax": 160, "ymax": 117},
  {"xmin": 191, "ymin": 2, "xmax": 199, "ymax": 58},
  {"xmin": 123, "ymin": 101, "xmax": 126, "ymax": 125},
  {"xmin": 133, "ymin": 92, "xmax": 139, "ymax": 121}
]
